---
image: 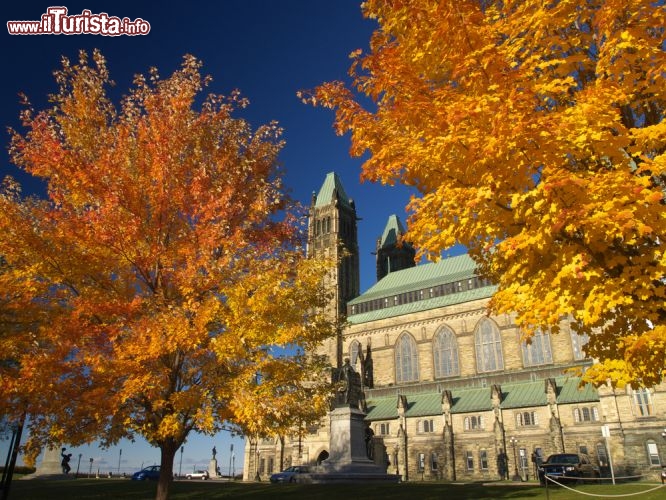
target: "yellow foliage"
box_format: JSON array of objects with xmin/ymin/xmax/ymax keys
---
[{"xmin": 307, "ymin": 0, "xmax": 666, "ymax": 387}]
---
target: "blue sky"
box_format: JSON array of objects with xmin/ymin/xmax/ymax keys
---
[{"xmin": 1, "ymin": 1, "xmax": 423, "ymax": 473}]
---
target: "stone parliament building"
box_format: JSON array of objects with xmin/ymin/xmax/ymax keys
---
[{"xmin": 243, "ymin": 172, "xmax": 666, "ymax": 482}]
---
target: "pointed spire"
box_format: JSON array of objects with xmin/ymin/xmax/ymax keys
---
[
  {"xmin": 379, "ymin": 214, "xmax": 408, "ymax": 249},
  {"xmin": 376, "ymin": 214, "xmax": 416, "ymax": 281},
  {"xmin": 315, "ymin": 172, "xmax": 352, "ymax": 208}
]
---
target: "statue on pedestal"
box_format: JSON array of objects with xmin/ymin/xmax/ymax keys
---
[
  {"xmin": 333, "ymin": 358, "xmax": 362, "ymax": 408},
  {"xmin": 313, "ymin": 357, "xmax": 399, "ymax": 482},
  {"xmin": 209, "ymin": 446, "xmax": 218, "ymax": 478}
]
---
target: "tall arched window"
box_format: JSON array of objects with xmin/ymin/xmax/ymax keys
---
[
  {"xmin": 433, "ymin": 326, "xmax": 459, "ymax": 378},
  {"xmin": 570, "ymin": 324, "xmax": 589, "ymax": 360},
  {"xmin": 521, "ymin": 329, "xmax": 553, "ymax": 367},
  {"xmin": 646, "ymin": 440, "xmax": 661, "ymax": 466},
  {"xmin": 632, "ymin": 388, "xmax": 653, "ymax": 416},
  {"xmin": 395, "ymin": 332, "xmax": 419, "ymax": 383},
  {"xmin": 464, "ymin": 415, "xmax": 483, "ymax": 430},
  {"xmin": 573, "ymin": 406, "xmax": 600, "ymax": 423},
  {"xmin": 474, "ymin": 318, "xmax": 504, "ymax": 373},
  {"xmin": 349, "ymin": 340, "xmax": 361, "ymax": 370}
]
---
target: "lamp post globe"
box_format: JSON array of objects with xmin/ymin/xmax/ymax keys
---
[{"xmin": 509, "ymin": 436, "xmax": 520, "ymax": 481}]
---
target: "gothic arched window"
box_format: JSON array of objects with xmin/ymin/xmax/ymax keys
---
[
  {"xmin": 474, "ymin": 318, "xmax": 504, "ymax": 373},
  {"xmin": 395, "ymin": 332, "xmax": 419, "ymax": 383},
  {"xmin": 570, "ymin": 323, "xmax": 589, "ymax": 360},
  {"xmin": 521, "ymin": 329, "xmax": 553, "ymax": 367},
  {"xmin": 632, "ymin": 388, "xmax": 653, "ymax": 416},
  {"xmin": 433, "ymin": 326, "xmax": 459, "ymax": 378},
  {"xmin": 647, "ymin": 440, "xmax": 661, "ymax": 465},
  {"xmin": 349, "ymin": 340, "xmax": 361, "ymax": 371}
]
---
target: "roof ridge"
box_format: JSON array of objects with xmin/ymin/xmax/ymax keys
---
[{"xmin": 355, "ymin": 253, "xmax": 477, "ymax": 298}]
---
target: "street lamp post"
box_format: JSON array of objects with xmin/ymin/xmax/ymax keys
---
[
  {"xmin": 228, "ymin": 444, "xmax": 233, "ymax": 481},
  {"xmin": 601, "ymin": 425, "xmax": 616, "ymax": 485},
  {"xmin": 179, "ymin": 446, "xmax": 184, "ymax": 479},
  {"xmin": 117, "ymin": 449, "xmax": 122, "ymax": 475},
  {"xmin": 76, "ymin": 454, "xmax": 82, "ymax": 477},
  {"xmin": 88, "ymin": 458, "xmax": 94, "ymax": 478},
  {"xmin": 510, "ymin": 437, "xmax": 520, "ymax": 481}
]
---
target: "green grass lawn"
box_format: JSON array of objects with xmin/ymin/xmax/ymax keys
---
[{"xmin": 4, "ymin": 478, "xmax": 665, "ymax": 500}]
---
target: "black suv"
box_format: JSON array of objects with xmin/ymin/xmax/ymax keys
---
[{"xmin": 538, "ymin": 453, "xmax": 600, "ymax": 485}]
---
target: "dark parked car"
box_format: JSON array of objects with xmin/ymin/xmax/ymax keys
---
[
  {"xmin": 131, "ymin": 465, "xmax": 161, "ymax": 481},
  {"xmin": 538, "ymin": 453, "xmax": 599, "ymax": 485},
  {"xmin": 269, "ymin": 465, "xmax": 310, "ymax": 483}
]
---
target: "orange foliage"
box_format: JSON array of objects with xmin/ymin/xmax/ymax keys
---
[{"xmin": 0, "ymin": 51, "xmax": 334, "ymax": 499}]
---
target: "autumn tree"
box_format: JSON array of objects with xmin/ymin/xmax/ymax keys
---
[
  {"xmin": 0, "ymin": 50, "xmax": 334, "ymax": 500},
  {"xmin": 304, "ymin": 0, "xmax": 666, "ymax": 388},
  {"xmin": 232, "ymin": 351, "xmax": 331, "ymax": 475}
]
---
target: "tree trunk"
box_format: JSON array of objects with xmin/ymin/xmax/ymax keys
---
[{"xmin": 155, "ymin": 439, "xmax": 178, "ymax": 500}]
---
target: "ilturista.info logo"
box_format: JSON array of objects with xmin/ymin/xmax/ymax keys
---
[{"xmin": 7, "ymin": 6, "xmax": 151, "ymax": 36}]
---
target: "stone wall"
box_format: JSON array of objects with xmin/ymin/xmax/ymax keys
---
[{"xmin": 243, "ymin": 297, "xmax": 666, "ymax": 482}]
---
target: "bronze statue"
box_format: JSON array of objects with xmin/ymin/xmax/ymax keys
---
[
  {"xmin": 333, "ymin": 358, "xmax": 362, "ymax": 407},
  {"xmin": 340, "ymin": 358, "xmax": 355, "ymax": 404},
  {"xmin": 364, "ymin": 424, "xmax": 375, "ymax": 460}
]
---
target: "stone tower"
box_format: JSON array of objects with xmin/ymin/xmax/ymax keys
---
[
  {"xmin": 375, "ymin": 214, "xmax": 415, "ymax": 282},
  {"xmin": 307, "ymin": 172, "xmax": 360, "ymax": 368}
]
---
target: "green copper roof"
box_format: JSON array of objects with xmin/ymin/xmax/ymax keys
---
[
  {"xmin": 379, "ymin": 215, "xmax": 408, "ymax": 248},
  {"xmin": 315, "ymin": 172, "xmax": 352, "ymax": 208},
  {"xmin": 405, "ymin": 392, "xmax": 442, "ymax": 417},
  {"xmin": 365, "ymin": 392, "xmax": 443, "ymax": 421},
  {"xmin": 348, "ymin": 285, "xmax": 497, "ymax": 324},
  {"xmin": 498, "ymin": 377, "xmax": 597, "ymax": 409},
  {"xmin": 500, "ymin": 380, "xmax": 548, "ymax": 408},
  {"xmin": 363, "ymin": 377, "xmax": 598, "ymax": 421},
  {"xmin": 450, "ymin": 387, "xmax": 493, "ymax": 413},
  {"xmin": 347, "ymin": 253, "xmax": 495, "ymax": 324},
  {"xmin": 555, "ymin": 377, "xmax": 599, "ymax": 404},
  {"xmin": 365, "ymin": 397, "xmax": 398, "ymax": 421},
  {"xmin": 350, "ymin": 254, "xmax": 478, "ymax": 305}
]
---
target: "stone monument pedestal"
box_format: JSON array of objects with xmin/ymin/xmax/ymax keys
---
[
  {"xmin": 208, "ymin": 458, "xmax": 218, "ymax": 478},
  {"xmin": 22, "ymin": 445, "xmax": 68, "ymax": 479},
  {"xmin": 304, "ymin": 405, "xmax": 399, "ymax": 483},
  {"xmin": 301, "ymin": 359, "xmax": 397, "ymax": 483}
]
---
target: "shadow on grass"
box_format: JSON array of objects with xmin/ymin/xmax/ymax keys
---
[{"xmin": 6, "ymin": 478, "xmax": 665, "ymax": 500}]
